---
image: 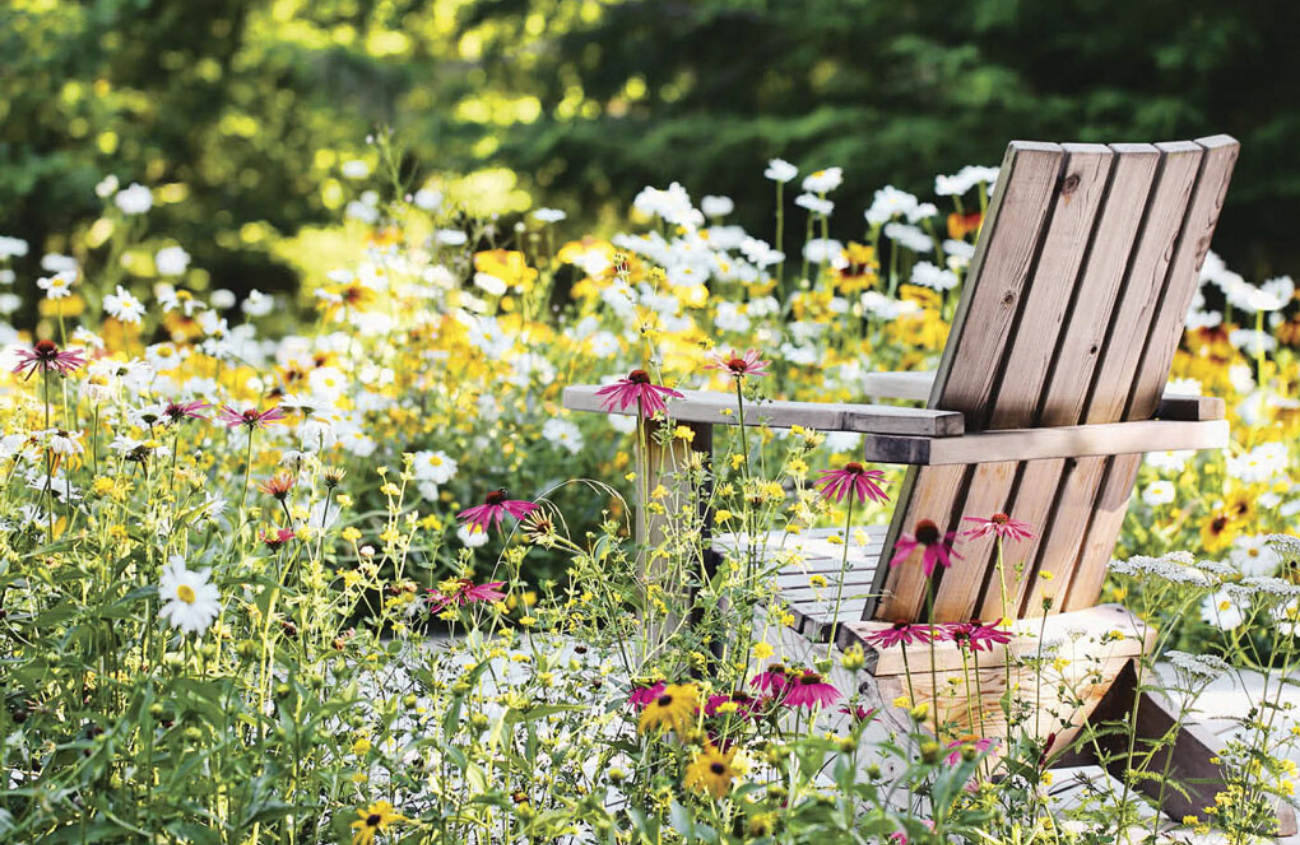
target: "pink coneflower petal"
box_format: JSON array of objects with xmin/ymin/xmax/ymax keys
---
[{"xmin": 596, "ymin": 370, "xmax": 683, "ymax": 418}]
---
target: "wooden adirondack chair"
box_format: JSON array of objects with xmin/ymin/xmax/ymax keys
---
[{"xmin": 563, "ymin": 135, "xmax": 1294, "ymax": 830}]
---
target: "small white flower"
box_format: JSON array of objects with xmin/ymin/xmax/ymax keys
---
[
  {"xmin": 37, "ymin": 270, "xmax": 77, "ymax": 300},
  {"xmin": 414, "ymin": 188, "xmax": 443, "ymax": 211},
  {"xmin": 910, "ymin": 261, "xmax": 959, "ymax": 291},
  {"xmin": 413, "ymin": 450, "xmax": 458, "ymax": 485},
  {"xmin": 95, "ymin": 175, "xmax": 120, "ymax": 198},
  {"xmin": 700, "ymin": 195, "xmax": 734, "ymax": 217},
  {"xmin": 1230, "ymin": 535, "xmax": 1280, "ymax": 577},
  {"xmin": 794, "ymin": 193, "xmax": 834, "ymax": 216},
  {"xmin": 155, "ymin": 245, "xmax": 191, "ymax": 277},
  {"xmin": 764, "ymin": 158, "xmax": 798, "ymax": 183},
  {"xmin": 1141, "ymin": 480, "xmax": 1176, "ymax": 507},
  {"xmin": 158, "ymin": 556, "xmax": 222, "ymax": 635},
  {"xmin": 435, "ymin": 229, "xmax": 468, "ymax": 246},
  {"xmin": 801, "ymin": 167, "xmax": 843, "ymax": 194},
  {"xmin": 0, "ymin": 235, "xmax": 29, "ymax": 259},
  {"xmin": 114, "ymin": 183, "xmax": 153, "ymax": 215},
  {"xmin": 1200, "ymin": 589, "xmax": 1248, "ymax": 631},
  {"xmin": 458, "ymin": 524, "xmax": 489, "ymax": 548},
  {"xmin": 533, "ymin": 207, "xmax": 567, "ymax": 223},
  {"xmin": 103, "ymin": 285, "xmax": 145, "ymax": 324},
  {"xmin": 341, "ymin": 159, "xmax": 371, "ymax": 180},
  {"xmin": 542, "ymin": 418, "xmax": 584, "ymax": 455}
]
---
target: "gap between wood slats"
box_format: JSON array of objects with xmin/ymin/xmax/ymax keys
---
[
  {"xmin": 948, "ymin": 146, "xmax": 1113, "ymax": 621},
  {"xmin": 990, "ymin": 145, "xmax": 1143, "ymax": 618},
  {"xmin": 870, "ymin": 142, "xmax": 1065, "ymax": 622},
  {"xmin": 1037, "ymin": 144, "xmax": 1199, "ymax": 613}
]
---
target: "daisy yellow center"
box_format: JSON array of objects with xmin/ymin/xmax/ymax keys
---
[{"xmin": 176, "ymin": 584, "xmax": 197, "ymax": 604}]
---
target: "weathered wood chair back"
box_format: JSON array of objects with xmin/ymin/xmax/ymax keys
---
[{"xmin": 870, "ymin": 136, "xmax": 1239, "ymax": 624}]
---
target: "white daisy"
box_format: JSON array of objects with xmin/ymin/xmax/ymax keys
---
[
  {"xmin": 158, "ymin": 556, "xmax": 222, "ymax": 635},
  {"xmin": 104, "ymin": 285, "xmax": 145, "ymax": 324}
]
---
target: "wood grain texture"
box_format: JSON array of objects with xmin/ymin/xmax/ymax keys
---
[
  {"xmin": 931, "ymin": 461, "xmax": 1019, "ymax": 620},
  {"xmin": 1085, "ymin": 142, "xmax": 1204, "ymax": 425},
  {"xmin": 1127, "ymin": 135, "xmax": 1241, "ymax": 420},
  {"xmin": 862, "ymin": 370, "xmax": 1224, "ymax": 421},
  {"xmin": 1038, "ymin": 144, "xmax": 1161, "ymax": 427},
  {"xmin": 1063, "ymin": 453, "xmax": 1144, "ymax": 611},
  {"xmin": 851, "ymin": 418, "xmax": 1228, "ymax": 466},
  {"xmin": 929, "ymin": 142, "xmax": 1066, "ymax": 425},
  {"xmin": 869, "ymin": 464, "xmax": 968, "ymax": 621},
  {"xmin": 988, "ymin": 144, "xmax": 1114, "ymax": 431}
]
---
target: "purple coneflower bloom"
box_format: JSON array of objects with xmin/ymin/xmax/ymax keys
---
[
  {"xmin": 594, "ymin": 369, "xmax": 683, "ymax": 418},
  {"xmin": 781, "ymin": 671, "xmax": 842, "ymax": 710},
  {"xmin": 814, "ymin": 461, "xmax": 889, "ymax": 505},
  {"xmin": 945, "ymin": 620, "xmax": 1014, "ymax": 653},
  {"xmin": 628, "ymin": 681, "xmax": 667, "ymax": 711},
  {"xmin": 839, "ymin": 704, "xmax": 877, "ymax": 724},
  {"xmin": 962, "ymin": 512, "xmax": 1035, "ymax": 543},
  {"xmin": 890, "ymin": 519, "xmax": 961, "ymax": 577},
  {"xmin": 705, "ymin": 348, "xmax": 771, "ymax": 379},
  {"xmin": 426, "ymin": 578, "xmax": 507, "ymax": 614},
  {"xmin": 218, "ymin": 404, "xmax": 286, "ymax": 430},
  {"xmin": 12, "ymin": 340, "xmax": 86, "ymax": 380},
  {"xmin": 749, "ymin": 663, "xmax": 791, "ymax": 695},
  {"xmin": 164, "ymin": 399, "xmax": 210, "ymax": 423},
  {"xmin": 457, "ymin": 489, "xmax": 538, "ymax": 533},
  {"xmin": 704, "ymin": 691, "xmax": 759, "ymax": 718},
  {"xmin": 861, "ymin": 619, "xmax": 936, "ymax": 650}
]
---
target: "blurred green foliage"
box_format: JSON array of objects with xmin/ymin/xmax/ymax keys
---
[{"xmin": 2, "ymin": 0, "xmax": 1297, "ymax": 299}]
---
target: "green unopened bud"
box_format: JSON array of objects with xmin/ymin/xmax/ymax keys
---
[
  {"xmin": 841, "ymin": 645, "xmax": 866, "ymax": 672},
  {"xmin": 920, "ymin": 741, "xmax": 941, "ymax": 764}
]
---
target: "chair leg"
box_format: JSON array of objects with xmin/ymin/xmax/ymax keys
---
[{"xmin": 1051, "ymin": 659, "xmax": 1297, "ymax": 836}]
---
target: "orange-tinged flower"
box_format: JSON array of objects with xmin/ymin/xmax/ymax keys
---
[{"xmin": 948, "ymin": 210, "xmax": 983, "ymax": 240}]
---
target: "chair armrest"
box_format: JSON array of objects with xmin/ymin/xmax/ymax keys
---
[
  {"xmin": 856, "ymin": 419, "xmax": 1228, "ymax": 466},
  {"xmin": 561, "ymin": 386, "xmax": 966, "ymax": 437},
  {"xmin": 862, "ymin": 370, "xmax": 1225, "ymax": 421}
]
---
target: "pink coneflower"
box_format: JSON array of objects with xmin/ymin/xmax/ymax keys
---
[
  {"xmin": 594, "ymin": 369, "xmax": 683, "ymax": 418},
  {"xmin": 426, "ymin": 578, "xmax": 507, "ymax": 614},
  {"xmin": 458, "ymin": 489, "xmax": 538, "ymax": 533},
  {"xmin": 814, "ymin": 462, "xmax": 890, "ymax": 505},
  {"xmin": 12, "ymin": 340, "xmax": 86, "ymax": 380},
  {"xmin": 839, "ymin": 704, "xmax": 877, "ymax": 724},
  {"xmin": 781, "ymin": 671, "xmax": 842, "ymax": 710},
  {"xmin": 945, "ymin": 736, "xmax": 997, "ymax": 765},
  {"xmin": 967, "ymin": 618, "xmax": 1013, "ymax": 652},
  {"xmin": 705, "ymin": 348, "xmax": 771, "ymax": 379},
  {"xmin": 890, "ymin": 519, "xmax": 961, "ymax": 577},
  {"xmin": 749, "ymin": 663, "xmax": 791, "ymax": 696},
  {"xmin": 861, "ymin": 619, "xmax": 936, "ymax": 650},
  {"xmin": 629, "ymin": 681, "xmax": 667, "ymax": 711},
  {"xmin": 218, "ymin": 404, "xmax": 286, "ymax": 430},
  {"xmin": 947, "ymin": 619, "xmax": 1014, "ymax": 653},
  {"xmin": 164, "ymin": 399, "xmax": 210, "ymax": 423},
  {"xmin": 704, "ymin": 691, "xmax": 759, "ymax": 718},
  {"xmin": 261, "ymin": 527, "xmax": 295, "ymax": 550},
  {"xmin": 962, "ymin": 512, "xmax": 1035, "ymax": 543},
  {"xmin": 258, "ymin": 472, "xmax": 297, "ymax": 501}
]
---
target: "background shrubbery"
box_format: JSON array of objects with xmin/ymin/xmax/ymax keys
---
[{"xmin": 4, "ymin": 0, "xmax": 1298, "ymax": 313}]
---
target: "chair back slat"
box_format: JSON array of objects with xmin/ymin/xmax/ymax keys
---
[{"xmin": 866, "ymin": 136, "xmax": 1239, "ymax": 624}]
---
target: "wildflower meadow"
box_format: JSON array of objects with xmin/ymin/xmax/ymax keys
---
[{"xmin": 2, "ymin": 133, "xmax": 1299, "ymax": 845}]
